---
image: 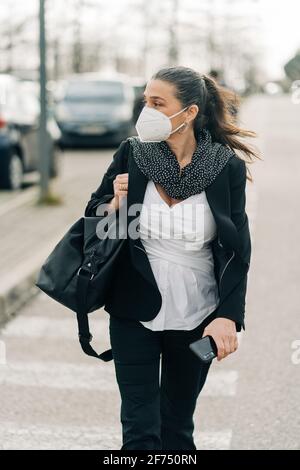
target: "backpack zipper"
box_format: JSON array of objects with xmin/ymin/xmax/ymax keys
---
[{"xmin": 87, "ymin": 247, "xmax": 98, "ymax": 274}]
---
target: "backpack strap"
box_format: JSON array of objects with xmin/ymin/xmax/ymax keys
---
[
  {"xmin": 76, "ymin": 267, "xmax": 113, "ymax": 361},
  {"xmin": 76, "ymin": 139, "xmax": 132, "ymax": 361}
]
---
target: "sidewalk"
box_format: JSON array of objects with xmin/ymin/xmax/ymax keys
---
[{"xmin": 0, "ymin": 148, "xmax": 114, "ymax": 324}]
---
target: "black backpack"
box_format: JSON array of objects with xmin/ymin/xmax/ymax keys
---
[{"xmin": 35, "ymin": 210, "xmax": 126, "ymax": 361}]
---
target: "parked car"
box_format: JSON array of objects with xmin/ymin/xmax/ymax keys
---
[
  {"xmin": 132, "ymin": 77, "xmax": 147, "ymax": 125},
  {"xmin": 53, "ymin": 73, "xmax": 136, "ymax": 147},
  {"xmin": 0, "ymin": 74, "xmax": 62, "ymax": 190}
]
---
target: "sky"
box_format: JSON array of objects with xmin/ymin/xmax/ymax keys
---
[
  {"xmin": 259, "ymin": 0, "xmax": 300, "ymax": 79},
  {"xmin": 0, "ymin": 0, "xmax": 299, "ymax": 80}
]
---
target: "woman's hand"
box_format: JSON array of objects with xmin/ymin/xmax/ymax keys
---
[
  {"xmin": 109, "ymin": 173, "xmax": 129, "ymax": 211},
  {"xmin": 202, "ymin": 318, "xmax": 238, "ymax": 361}
]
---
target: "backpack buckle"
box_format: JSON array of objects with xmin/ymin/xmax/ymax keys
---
[{"xmin": 77, "ymin": 266, "xmax": 95, "ymax": 280}]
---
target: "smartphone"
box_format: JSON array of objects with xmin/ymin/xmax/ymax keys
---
[{"xmin": 189, "ymin": 335, "xmax": 218, "ymax": 363}]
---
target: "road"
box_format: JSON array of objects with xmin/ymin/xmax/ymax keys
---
[{"xmin": 0, "ymin": 94, "xmax": 299, "ymax": 450}]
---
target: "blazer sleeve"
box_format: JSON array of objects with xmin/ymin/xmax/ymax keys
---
[
  {"xmin": 215, "ymin": 157, "xmax": 251, "ymax": 332},
  {"xmin": 84, "ymin": 139, "xmax": 130, "ymax": 217},
  {"xmin": 230, "ymin": 157, "xmax": 252, "ymax": 268}
]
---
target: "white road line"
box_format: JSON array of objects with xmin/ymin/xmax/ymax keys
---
[
  {"xmin": 0, "ymin": 361, "xmax": 117, "ymax": 391},
  {"xmin": 0, "ymin": 360, "xmax": 238, "ymax": 397},
  {"xmin": 1, "ymin": 315, "xmax": 106, "ymax": 339},
  {"xmin": 1, "ymin": 313, "xmax": 244, "ymax": 344},
  {"xmin": 1, "ymin": 313, "xmax": 244, "ymax": 353},
  {"xmin": 0, "ymin": 422, "xmax": 232, "ymax": 450}
]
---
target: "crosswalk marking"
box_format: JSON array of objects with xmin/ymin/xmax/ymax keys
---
[
  {"xmin": 0, "ymin": 361, "xmax": 117, "ymax": 391},
  {"xmin": 0, "ymin": 422, "xmax": 232, "ymax": 450},
  {"xmin": 0, "ymin": 360, "xmax": 238, "ymax": 397},
  {"xmin": 1, "ymin": 312, "xmax": 244, "ymax": 350},
  {"xmin": 1, "ymin": 314, "xmax": 106, "ymax": 339}
]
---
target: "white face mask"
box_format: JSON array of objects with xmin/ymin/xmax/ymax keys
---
[{"xmin": 135, "ymin": 105, "xmax": 189, "ymax": 142}]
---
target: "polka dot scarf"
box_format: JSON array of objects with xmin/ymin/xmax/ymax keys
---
[{"xmin": 128, "ymin": 127, "xmax": 235, "ymax": 200}]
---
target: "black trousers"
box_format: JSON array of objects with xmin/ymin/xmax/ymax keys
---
[{"xmin": 109, "ymin": 308, "xmax": 217, "ymax": 450}]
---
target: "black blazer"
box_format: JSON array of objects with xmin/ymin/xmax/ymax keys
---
[{"xmin": 84, "ymin": 139, "xmax": 251, "ymax": 333}]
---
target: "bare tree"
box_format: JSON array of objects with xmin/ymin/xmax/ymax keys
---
[
  {"xmin": 0, "ymin": 9, "xmax": 36, "ymax": 73},
  {"xmin": 168, "ymin": 0, "xmax": 179, "ymax": 65}
]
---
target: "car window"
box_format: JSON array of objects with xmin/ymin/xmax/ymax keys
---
[
  {"xmin": 19, "ymin": 90, "xmax": 40, "ymax": 117},
  {"xmin": 4, "ymin": 83, "xmax": 19, "ymax": 112},
  {"xmin": 13, "ymin": 84, "xmax": 39, "ymax": 126},
  {"xmin": 63, "ymin": 80, "xmax": 125, "ymax": 103}
]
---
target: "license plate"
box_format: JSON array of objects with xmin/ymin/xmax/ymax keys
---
[{"xmin": 78, "ymin": 125, "xmax": 106, "ymax": 135}]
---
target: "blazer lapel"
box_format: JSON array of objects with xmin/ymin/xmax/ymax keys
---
[{"xmin": 127, "ymin": 153, "xmax": 158, "ymax": 288}]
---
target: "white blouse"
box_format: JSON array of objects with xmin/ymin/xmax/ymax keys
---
[{"xmin": 138, "ymin": 179, "xmax": 220, "ymax": 331}]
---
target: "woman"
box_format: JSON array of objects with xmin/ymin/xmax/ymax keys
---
[{"xmin": 84, "ymin": 66, "xmax": 260, "ymax": 450}]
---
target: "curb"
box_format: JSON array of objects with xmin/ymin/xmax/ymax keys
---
[
  {"xmin": 0, "ymin": 229, "xmax": 67, "ymax": 327},
  {"xmin": 0, "ymin": 271, "xmax": 40, "ymax": 326}
]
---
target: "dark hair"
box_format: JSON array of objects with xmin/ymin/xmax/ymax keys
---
[
  {"xmin": 152, "ymin": 66, "xmax": 262, "ymax": 182},
  {"xmin": 208, "ymin": 69, "xmax": 220, "ymax": 80}
]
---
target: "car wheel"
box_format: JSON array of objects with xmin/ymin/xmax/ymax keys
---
[{"xmin": 0, "ymin": 152, "xmax": 24, "ymax": 190}]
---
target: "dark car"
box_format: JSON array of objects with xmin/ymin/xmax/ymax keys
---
[
  {"xmin": 132, "ymin": 77, "xmax": 147, "ymax": 125},
  {"xmin": 53, "ymin": 73, "xmax": 136, "ymax": 147},
  {"xmin": 0, "ymin": 75, "xmax": 62, "ymax": 190}
]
